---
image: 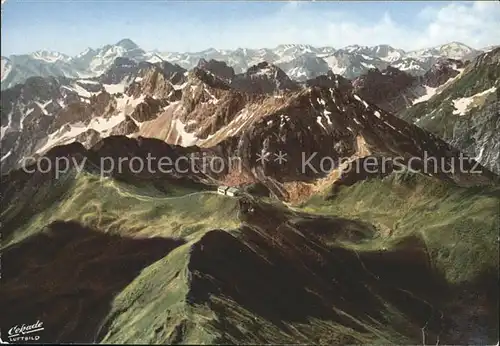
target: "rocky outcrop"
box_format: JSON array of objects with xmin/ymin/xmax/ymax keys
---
[
  {"xmin": 353, "ymin": 66, "xmax": 419, "ymax": 114},
  {"xmin": 197, "ymin": 58, "xmax": 235, "ymax": 82},
  {"xmin": 156, "ymin": 61, "xmax": 186, "ymax": 84},
  {"xmin": 130, "ymin": 97, "xmax": 166, "ymax": 122},
  {"xmin": 98, "ymin": 57, "xmax": 140, "ymax": 85},
  {"xmin": 48, "ymin": 91, "xmax": 115, "ymax": 133},
  {"xmin": 127, "ymin": 70, "xmax": 171, "ymax": 99},
  {"xmin": 194, "ymin": 59, "xmax": 301, "ymax": 95},
  {"xmin": 74, "ymin": 129, "xmax": 102, "ymax": 148},
  {"xmin": 231, "ymin": 62, "xmax": 301, "ymax": 94},
  {"xmin": 305, "ymin": 71, "xmax": 352, "ymax": 91},
  {"xmin": 109, "ymin": 116, "xmax": 139, "ymax": 136},
  {"xmin": 423, "ymin": 58, "xmax": 465, "ymax": 88}
]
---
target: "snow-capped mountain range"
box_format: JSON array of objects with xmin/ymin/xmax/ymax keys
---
[{"xmin": 1, "ymin": 39, "xmax": 486, "ymax": 90}]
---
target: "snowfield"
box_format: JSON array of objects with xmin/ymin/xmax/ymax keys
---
[{"xmin": 452, "ymin": 87, "xmax": 497, "ymax": 116}]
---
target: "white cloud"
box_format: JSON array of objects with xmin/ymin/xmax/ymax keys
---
[
  {"xmin": 412, "ymin": 1, "xmax": 500, "ymax": 49},
  {"xmin": 173, "ymin": 1, "xmax": 500, "ymax": 52},
  {"xmin": 3, "ymin": 0, "xmax": 498, "ymax": 55}
]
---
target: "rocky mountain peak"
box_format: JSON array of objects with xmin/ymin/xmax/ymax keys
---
[
  {"xmin": 471, "ymin": 46, "xmax": 500, "ymax": 68},
  {"xmin": 233, "ymin": 62, "xmax": 300, "ymax": 94},
  {"xmin": 423, "ymin": 58, "xmax": 464, "ymax": 88},
  {"xmin": 305, "ymin": 71, "xmax": 352, "ymax": 91},
  {"xmin": 190, "ymin": 67, "xmax": 232, "ymax": 90},
  {"xmin": 352, "ymin": 66, "xmax": 418, "ymax": 114},
  {"xmin": 112, "ymin": 57, "xmax": 137, "ymax": 69},
  {"xmin": 115, "ymin": 38, "xmax": 140, "ymax": 51},
  {"xmin": 196, "ymin": 58, "xmax": 235, "ymax": 82},
  {"xmin": 31, "ymin": 50, "xmax": 71, "ymax": 63},
  {"xmin": 197, "ymin": 58, "xmax": 208, "ymax": 66},
  {"xmin": 98, "ymin": 57, "xmax": 138, "ymax": 85},
  {"xmin": 156, "ymin": 61, "xmax": 187, "ymax": 85},
  {"xmin": 247, "ymin": 61, "xmax": 273, "ymax": 74},
  {"xmin": 374, "ymin": 44, "xmax": 398, "ymax": 53},
  {"xmin": 353, "ymin": 66, "xmax": 414, "ymax": 91},
  {"xmin": 127, "ymin": 67, "xmax": 176, "ymax": 100},
  {"xmin": 121, "ymin": 60, "xmax": 186, "ymax": 102},
  {"xmin": 76, "ymin": 47, "xmax": 96, "ymax": 58},
  {"xmin": 202, "ymin": 83, "xmax": 496, "ymax": 201},
  {"xmin": 433, "ymin": 57, "xmax": 464, "ymax": 70},
  {"xmin": 439, "ymin": 41, "xmax": 473, "ymax": 51},
  {"xmin": 436, "ymin": 42, "xmax": 478, "ymax": 60},
  {"xmin": 383, "ymin": 65, "xmax": 408, "ymax": 76}
]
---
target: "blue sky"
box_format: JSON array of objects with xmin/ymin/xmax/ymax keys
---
[{"xmin": 1, "ymin": 1, "xmax": 499, "ymax": 56}]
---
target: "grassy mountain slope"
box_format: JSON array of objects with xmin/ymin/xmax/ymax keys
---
[
  {"xmin": 2, "ymin": 171, "xmax": 240, "ymax": 248},
  {"xmin": 1, "ymin": 169, "xmax": 498, "ymax": 344}
]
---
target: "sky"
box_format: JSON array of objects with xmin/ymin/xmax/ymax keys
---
[{"xmin": 1, "ymin": 0, "xmax": 499, "ymax": 56}]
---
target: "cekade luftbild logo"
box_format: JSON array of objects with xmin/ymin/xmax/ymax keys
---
[{"xmin": 3, "ymin": 320, "xmax": 44, "ymax": 342}]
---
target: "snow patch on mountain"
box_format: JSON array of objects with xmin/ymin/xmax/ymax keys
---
[
  {"xmin": 62, "ymin": 83, "xmax": 93, "ymax": 98},
  {"xmin": 77, "ymin": 79, "xmax": 100, "ymax": 85},
  {"xmin": 407, "ymin": 42, "xmax": 478, "ymax": 61},
  {"xmin": 412, "ymin": 86, "xmax": 438, "ymax": 105},
  {"xmin": 452, "ymin": 87, "xmax": 497, "ymax": 115},
  {"xmin": 286, "ymin": 67, "xmax": 308, "ymax": 79},
  {"xmin": 172, "ymin": 119, "xmax": 199, "ymax": 146},
  {"xmin": 361, "ymin": 62, "xmax": 376, "ymax": 69},
  {"xmin": 1, "ymin": 57, "xmax": 12, "ymax": 82},
  {"xmin": 413, "ymin": 68, "xmax": 469, "ymax": 106},
  {"xmin": 31, "ymin": 50, "xmax": 71, "ymax": 63},
  {"xmin": 0, "ymin": 111, "xmax": 13, "ymax": 139},
  {"xmin": 380, "ymin": 50, "xmax": 404, "ymax": 62},
  {"xmin": 200, "ymin": 108, "xmax": 255, "ymax": 145},
  {"xmin": 35, "ymin": 122, "xmax": 87, "ymax": 155},
  {"xmin": 30, "ymin": 89, "xmax": 147, "ymax": 156},
  {"xmin": 35, "ymin": 111, "xmax": 130, "ymax": 155},
  {"xmin": 103, "ymin": 83, "xmax": 127, "ymax": 94},
  {"xmin": 116, "ymin": 93, "xmax": 146, "ymax": 114},
  {"xmin": 323, "ymin": 55, "xmax": 347, "ymax": 75}
]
